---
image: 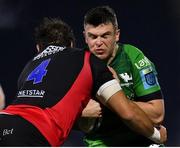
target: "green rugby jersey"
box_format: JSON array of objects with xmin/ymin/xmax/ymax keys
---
[
  {"xmin": 109, "ymin": 43, "xmax": 160, "ymax": 99},
  {"xmin": 83, "ymin": 43, "xmax": 162, "ymax": 146}
]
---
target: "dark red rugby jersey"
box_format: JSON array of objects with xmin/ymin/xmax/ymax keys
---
[{"xmin": 3, "ymin": 46, "xmax": 114, "ymax": 146}]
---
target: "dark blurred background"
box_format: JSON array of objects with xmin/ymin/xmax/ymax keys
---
[{"xmin": 0, "ymin": 0, "xmax": 179, "ymax": 146}]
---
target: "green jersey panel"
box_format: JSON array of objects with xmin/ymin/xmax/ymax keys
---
[
  {"xmin": 123, "ymin": 44, "xmax": 161, "ymax": 97},
  {"xmin": 109, "ymin": 44, "xmax": 161, "ymax": 99}
]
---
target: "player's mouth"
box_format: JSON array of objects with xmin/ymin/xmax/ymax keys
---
[{"xmin": 95, "ymin": 49, "xmax": 105, "ymax": 55}]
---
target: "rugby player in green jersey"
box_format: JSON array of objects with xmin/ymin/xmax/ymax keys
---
[{"xmin": 80, "ymin": 5, "xmax": 166, "ymax": 146}]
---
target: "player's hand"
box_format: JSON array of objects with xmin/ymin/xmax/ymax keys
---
[
  {"xmin": 82, "ymin": 99, "xmax": 102, "ymax": 117},
  {"xmin": 159, "ymin": 125, "xmax": 167, "ymax": 143}
]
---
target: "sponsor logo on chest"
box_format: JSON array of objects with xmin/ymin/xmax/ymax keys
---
[{"xmin": 17, "ymin": 89, "xmax": 45, "ymax": 98}]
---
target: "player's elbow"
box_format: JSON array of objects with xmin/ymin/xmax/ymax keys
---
[
  {"xmin": 152, "ymin": 112, "xmax": 164, "ymax": 125},
  {"xmin": 149, "ymin": 99, "xmax": 165, "ymax": 125}
]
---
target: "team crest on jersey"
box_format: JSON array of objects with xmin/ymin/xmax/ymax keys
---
[
  {"xmin": 145, "ymin": 72, "xmax": 156, "ymax": 85},
  {"xmin": 119, "ymin": 73, "xmax": 133, "ymax": 87},
  {"xmin": 119, "ymin": 73, "xmax": 132, "ymax": 82},
  {"xmin": 140, "ymin": 67, "xmax": 159, "ymax": 89}
]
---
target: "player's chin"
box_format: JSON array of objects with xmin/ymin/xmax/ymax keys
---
[{"xmin": 96, "ymin": 54, "xmax": 107, "ymax": 60}]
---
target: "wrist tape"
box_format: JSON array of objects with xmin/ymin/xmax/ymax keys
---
[{"xmin": 148, "ymin": 127, "xmax": 161, "ymax": 143}]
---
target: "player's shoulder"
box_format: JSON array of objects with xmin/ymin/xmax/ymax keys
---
[
  {"xmin": 120, "ymin": 43, "xmax": 147, "ymax": 62},
  {"xmin": 122, "ymin": 43, "xmax": 143, "ymax": 56}
]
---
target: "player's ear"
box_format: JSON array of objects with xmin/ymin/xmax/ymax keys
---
[{"xmin": 115, "ymin": 29, "xmax": 120, "ymax": 42}]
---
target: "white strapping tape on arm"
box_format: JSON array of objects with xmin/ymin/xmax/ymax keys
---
[
  {"xmin": 148, "ymin": 127, "xmax": 161, "ymax": 143},
  {"xmin": 96, "ymin": 79, "xmax": 122, "ymax": 105}
]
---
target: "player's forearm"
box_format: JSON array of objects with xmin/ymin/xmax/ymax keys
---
[
  {"xmin": 122, "ymin": 100, "xmax": 154, "ymax": 138},
  {"xmin": 134, "ymin": 100, "xmax": 165, "ymax": 125},
  {"xmin": 107, "ymin": 91, "xmax": 154, "ymax": 138},
  {"xmin": 96, "ymin": 80, "xmax": 164, "ymax": 143}
]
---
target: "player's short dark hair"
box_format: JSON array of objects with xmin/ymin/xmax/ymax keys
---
[
  {"xmin": 84, "ymin": 6, "xmax": 118, "ymax": 29},
  {"xmin": 34, "ymin": 17, "xmax": 75, "ymax": 50}
]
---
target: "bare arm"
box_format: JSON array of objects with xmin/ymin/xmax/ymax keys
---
[
  {"xmin": 106, "ymin": 90, "xmax": 154, "ymax": 138},
  {"xmin": 0, "ymin": 85, "xmax": 5, "ymax": 110},
  {"xmin": 108, "ymin": 66, "xmax": 165, "ymax": 125},
  {"xmin": 105, "ymin": 90, "xmax": 166, "ymax": 143},
  {"xmin": 134, "ymin": 99, "xmax": 165, "ymax": 125}
]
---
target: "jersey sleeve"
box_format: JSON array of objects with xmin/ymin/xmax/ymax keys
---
[{"xmin": 124, "ymin": 44, "xmax": 162, "ymax": 98}]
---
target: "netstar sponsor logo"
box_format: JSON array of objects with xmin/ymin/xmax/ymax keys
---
[{"xmin": 17, "ymin": 89, "xmax": 45, "ymax": 98}]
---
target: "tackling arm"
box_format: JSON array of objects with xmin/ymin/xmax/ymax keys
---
[
  {"xmin": 105, "ymin": 90, "xmax": 166, "ymax": 143},
  {"xmin": 106, "ymin": 90, "xmax": 153, "ymax": 138},
  {"xmin": 134, "ymin": 99, "xmax": 165, "ymax": 125}
]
